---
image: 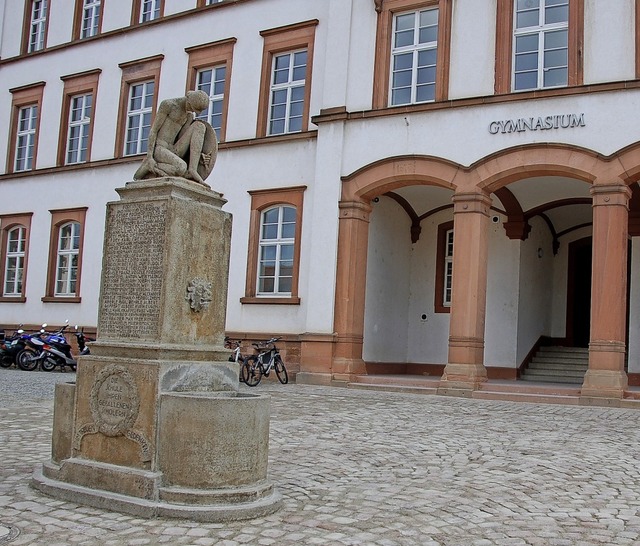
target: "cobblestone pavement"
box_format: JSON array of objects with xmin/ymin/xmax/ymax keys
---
[{"xmin": 1, "ymin": 367, "xmax": 640, "ymax": 545}]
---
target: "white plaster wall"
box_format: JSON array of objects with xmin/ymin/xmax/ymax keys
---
[
  {"xmin": 102, "ymin": 2, "xmax": 132, "ymax": 31},
  {"xmin": 448, "ymin": 0, "xmax": 496, "ymax": 100},
  {"xmin": 0, "ymin": 0, "xmax": 21, "ymax": 59},
  {"xmin": 166, "ymin": 0, "xmax": 197, "ymax": 17},
  {"xmin": 628, "ymin": 238, "xmax": 640, "ymax": 375},
  {"xmin": 549, "ymin": 225, "xmax": 592, "ymax": 337},
  {"xmin": 406, "ymin": 209, "xmax": 452, "ymax": 365},
  {"xmin": 0, "ymin": 166, "xmax": 119, "ymax": 327},
  {"xmin": 514, "ymin": 216, "xmax": 554, "ymax": 364},
  {"xmin": 583, "ymin": 0, "xmax": 635, "ymax": 84},
  {"xmin": 47, "ymin": 1, "xmax": 74, "ymax": 48},
  {"xmin": 484, "ymin": 215, "xmax": 520, "ymax": 368},
  {"xmin": 363, "ymin": 197, "xmax": 412, "ymax": 362},
  {"xmin": 345, "ymin": 0, "xmax": 377, "ymax": 111},
  {"xmin": 341, "ymin": 89, "xmax": 640, "ymax": 176}
]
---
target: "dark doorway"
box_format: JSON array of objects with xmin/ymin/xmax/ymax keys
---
[{"xmin": 566, "ymin": 237, "xmax": 592, "ymax": 347}]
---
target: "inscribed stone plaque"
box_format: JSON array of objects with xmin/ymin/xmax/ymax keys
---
[{"xmin": 100, "ymin": 201, "xmax": 167, "ymax": 339}]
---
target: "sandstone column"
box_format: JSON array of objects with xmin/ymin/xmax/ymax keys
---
[
  {"xmin": 438, "ymin": 191, "xmax": 491, "ymax": 394},
  {"xmin": 581, "ymin": 183, "xmax": 631, "ymax": 401},
  {"xmin": 331, "ymin": 199, "xmax": 371, "ymax": 381}
]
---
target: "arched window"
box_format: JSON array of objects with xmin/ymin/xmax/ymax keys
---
[
  {"xmin": 258, "ymin": 205, "xmax": 296, "ymax": 295},
  {"xmin": 55, "ymin": 222, "xmax": 81, "ymax": 296},
  {"xmin": 0, "ymin": 214, "xmax": 32, "ymax": 303},
  {"xmin": 243, "ymin": 186, "xmax": 305, "ymax": 304},
  {"xmin": 43, "ymin": 208, "xmax": 86, "ymax": 303},
  {"xmin": 4, "ymin": 226, "xmax": 27, "ymax": 297}
]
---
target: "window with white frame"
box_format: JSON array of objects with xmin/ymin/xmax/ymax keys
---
[
  {"xmin": 55, "ymin": 222, "xmax": 80, "ymax": 296},
  {"xmin": 195, "ymin": 66, "xmax": 226, "ymax": 140},
  {"xmin": 258, "ymin": 206, "xmax": 296, "ymax": 295},
  {"xmin": 28, "ymin": 0, "xmax": 48, "ymax": 52},
  {"xmin": 4, "ymin": 227, "xmax": 26, "ymax": 297},
  {"xmin": 15, "ymin": 105, "xmax": 38, "ymax": 172},
  {"xmin": 513, "ymin": 0, "xmax": 569, "ymax": 91},
  {"xmin": 124, "ymin": 81, "xmax": 154, "ymax": 156},
  {"xmin": 66, "ymin": 93, "xmax": 92, "ymax": 164},
  {"xmin": 206, "ymin": 0, "xmax": 224, "ymax": 4},
  {"xmin": 81, "ymin": 0, "xmax": 101, "ymax": 38},
  {"xmin": 268, "ymin": 50, "xmax": 307, "ymax": 135},
  {"xmin": 443, "ymin": 228, "xmax": 453, "ymax": 306},
  {"xmin": 139, "ymin": 0, "xmax": 161, "ymax": 22},
  {"xmin": 390, "ymin": 7, "xmax": 439, "ymax": 106}
]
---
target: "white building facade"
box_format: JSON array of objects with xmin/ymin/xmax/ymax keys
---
[{"xmin": 1, "ymin": 0, "xmax": 640, "ymax": 398}]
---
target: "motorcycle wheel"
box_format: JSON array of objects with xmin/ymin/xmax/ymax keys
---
[
  {"xmin": 16, "ymin": 349, "xmax": 39, "ymax": 371},
  {"xmin": 0, "ymin": 356, "xmax": 12, "ymax": 368},
  {"xmin": 40, "ymin": 357, "xmax": 56, "ymax": 372}
]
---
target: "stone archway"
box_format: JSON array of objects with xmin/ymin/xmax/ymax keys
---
[{"xmin": 332, "ymin": 143, "xmax": 640, "ymax": 401}]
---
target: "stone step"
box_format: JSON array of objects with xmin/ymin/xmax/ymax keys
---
[
  {"xmin": 532, "ymin": 353, "xmax": 588, "ymax": 362},
  {"xmin": 539, "ymin": 346, "xmax": 588, "ymax": 354},
  {"xmin": 524, "ymin": 367, "xmax": 586, "ymax": 378},
  {"xmin": 528, "ymin": 361, "xmax": 588, "ymax": 371},
  {"xmin": 521, "ymin": 374, "xmax": 583, "ymax": 384}
]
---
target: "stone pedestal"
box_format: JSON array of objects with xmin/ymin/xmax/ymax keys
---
[{"xmin": 33, "ymin": 178, "xmax": 281, "ymax": 521}]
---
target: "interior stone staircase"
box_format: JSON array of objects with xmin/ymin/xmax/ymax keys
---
[{"xmin": 520, "ymin": 346, "xmax": 589, "ymax": 384}]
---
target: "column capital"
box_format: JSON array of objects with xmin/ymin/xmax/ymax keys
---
[
  {"xmin": 338, "ymin": 200, "xmax": 372, "ymax": 222},
  {"xmin": 590, "ymin": 183, "xmax": 632, "ymax": 207},
  {"xmin": 452, "ymin": 192, "xmax": 492, "ymax": 215}
]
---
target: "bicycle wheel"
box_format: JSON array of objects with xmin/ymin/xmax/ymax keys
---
[
  {"xmin": 17, "ymin": 349, "xmax": 38, "ymax": 371},
  {"xmin": 237, "ymin": 356, "xmax": 245, "ymax": 383},
  {"xmin": 274, "ymin": 356, "xmax": 288, "ymax": 384},
  {"xmin": 242, "ymin": 356, "xmax": 262, "ymax": 387}
]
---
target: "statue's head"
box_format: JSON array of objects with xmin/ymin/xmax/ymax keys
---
[{"xmin": 185, "ymin": 90, "xmax": 210, "ymax": 114}]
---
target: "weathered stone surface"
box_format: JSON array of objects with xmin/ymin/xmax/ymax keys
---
[
  {"xmin": 34, "ymin": 177, "xmax": 280, "ymax": 522},
  {"xmin": 51, "ymin": 382, "xmax": 75, "ymax": 464}
]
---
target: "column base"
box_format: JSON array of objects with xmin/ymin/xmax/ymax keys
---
[
  {"xmin": 437, "ymin": 362, "xmax": 487, "ymax": 395},
  {"xmin": 580, "ymin": 369, "xmax": 628, "ymax": 401}
]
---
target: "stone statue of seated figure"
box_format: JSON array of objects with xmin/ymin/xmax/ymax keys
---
[{"xmin": 133, "ymin": 90, "xmax": 218, "ymax": 186}]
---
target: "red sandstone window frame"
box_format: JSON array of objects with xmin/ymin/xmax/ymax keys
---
[
  {"xmin": 131, "ymin": 0, "xmax": 164, "ymax": 25},
  {"xmin": 57, "ymin": 70, "xmax": 101, "ymax": 166},
  {"xmin": 242, "ymin": 186, "xmax": 306, "ymax": 305},
  {"xmin": 495, "ymin": 0, "xmax": 583, "ymax": 94},
  {"xmin": 185, "ymin": 38, "xmax": 236, "ymax": 143},
  {"xmin": 372, "ymin": 0, "xmax": 452, "ymax": 109},
  {"xmin": 73, "ymin": 0, "xmax": 104, "ymax": 40},
  {"xmin": 42, "ymin": 208, "xmax": 87, "ymax": 303},
  {"xmin": 0, "ymin": 213, "xmax": 33, "ymax": 303},
  {"xmin": 256, "ymin": 20, "xmax": 318, "ymax": 138},
  {"xmin": 114, "ymin": 55, "xmax": 163, "ymax": 159},
  {"xmin": 21, "ymin": 0, "xmax": 50, "ymax": 54},
  {"xmin": 6, "ymin": 83, "xmax": 45, "ymax": 175},
  {"xmin": 434, "ymin": 220, "xmax": 453, "ymax": 313}
]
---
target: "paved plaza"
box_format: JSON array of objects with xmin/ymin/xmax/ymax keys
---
[{"xmin": 1, "ymin": 368, "xmax": 640, "ymax": 545}]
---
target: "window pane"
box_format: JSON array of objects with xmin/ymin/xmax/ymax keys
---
[
  {"xmin": 416, "ymin": 83, "xmax": 435, "ymax": 102},
  {"xmin": 544, "ymin": 29, "xmax": 567, "ymax": 49},
  {"xmin": 516, "ymin": 10, "xmax": 539, "ymax": 29},
  {"xmin": 543, "ymin": 67, "xmax": 567, "ymax": 87},
  {"xmin": 282, "ymin": 207, "xmax": 296, "ymax": 222},
  {"xmin": 514, "ymin": 71, "xmax": 538, "ymax": 90},
  {"xmin": 418, "ymin": 26, "xmax": 437, "ymax": 44},
  {"xmin": 391, "ymin": 87, "xmax": 411, "ymax": 106},
  {"xmin": 545, "ymin": 5, "xmax": 568, "ymax": 25},
  {"xmin": 544, "ymin": 48, "xmax": 567, "ymax": 69},
  {"xmin": 515, "ymin": 34, "xmax": 538, "ymax": 53},
  {"xmin": 393, "ymin": 52, "xmax": 414, "ymax": 71},
  {"xmin": 515, "ymin": 52, "xmax": 538, "ymax": 71}
]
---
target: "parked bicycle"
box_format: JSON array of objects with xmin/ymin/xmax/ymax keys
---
[
  {"xmin": 242, "ymin": 337, "xmax": 288, "ymax": 386},
  {"xmin": 225, "ymin": 337, "xmax": 247, "ymax": 383}
]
